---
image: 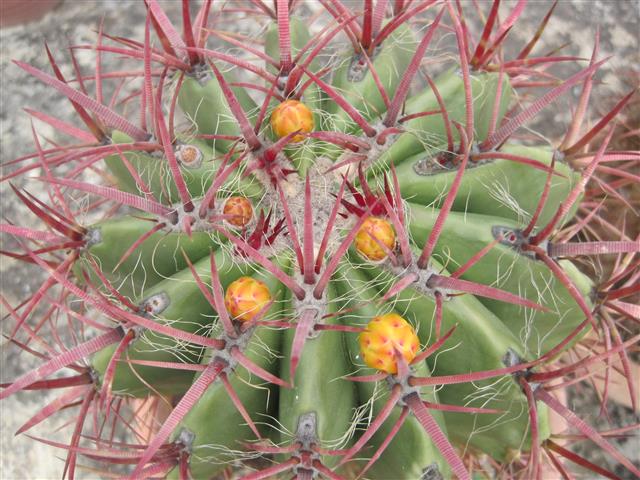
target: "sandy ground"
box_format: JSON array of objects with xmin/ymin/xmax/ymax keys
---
[{"xmin": 1, "ymin": 1, "xmax": 638, "ymax": 478}]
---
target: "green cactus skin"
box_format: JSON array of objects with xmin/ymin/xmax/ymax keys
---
[
  {"xmin": 393, "ymin": 145, "xmax": 579, "ymax": 225},
  {"xmin": 335, "ymin": 262, "xmax": 450, "ymax": 479},
  {"xmin": 279, "ymin": 283, "xmax": 358, "ymax": 470},
  {"xmin": 107, "ymin": 131, "xmax": 263, "ymax": 203},
  {"xmin": 91, "ymin": 249, "xmax": 249, "ymax": 397},
  {"xmin": 166, "ymin": 262, "xmax": 287, "ymax": 479},
  {"xmin": 328, "ymin": 23, "xmax": 417, "ymax": 127},
  {"xmin": 354, "ymin": 252, "xmax": 552, "ymax": 461},
  {"xmin": 406, "ymin": 203, "xmax": 593, "ymax": 355},
  {"xmin": 177, "ymin": 69, "xmax": 258, "ymax": 153},
  {"xmin": 372, "ymin": 69, "xmax": 513, "ymax": 172},
  {"xmin": 77, "ymin": 215, "xmax": 214, "ymax": 299}
]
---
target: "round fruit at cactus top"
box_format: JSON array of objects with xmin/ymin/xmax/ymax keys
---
[
  {"xmin": 223, "ymin": 196, "xmax": 253, "ymax": 227},
  {"xmin": 360, "ymin": 313, "xmax": 419, "ymax": 374},
  {"xmin": 354, "ymin": 216, "xmax": 396, "ymax": 261},
  {"xmin": 270, "ymin": 100, "xmax": 314, "ymax": 142},
  {"xmin": 224, "ymin": 277, "xmax": 271, "ymax": 322}
]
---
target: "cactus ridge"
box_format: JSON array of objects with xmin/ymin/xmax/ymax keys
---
[{"xmin": 1, "ymin": 1, "xmax": 639, "ymax": 480}]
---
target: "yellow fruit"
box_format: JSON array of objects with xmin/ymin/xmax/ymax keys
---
[
  {"xmin": 223, "ymin": 196, "xmax": 253, "ymax": 227},
  {"xmin": 354, "ymin": 216, "xmax": 396, "ymax": 261},
  {"xmin": 359, "ymin": 313, "xmax": 419, "ymax": 374},
  {"xmin": 270, "ymin": 100, "xmax": 314, "ymax": 142},
  {"xmin": 224, "ymin": 277, "xmax": 271, "ymax": 322}
]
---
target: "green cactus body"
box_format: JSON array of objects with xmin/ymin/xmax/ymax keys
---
[
  {"xmin": 372, "ymin": 69, "xmax": 513, "ymax": 171},
  {"xmin": 166, "ymin": 261, "xmax": 287, "ymax": 479},
  {"xmin": 393, "ymin": 145, "xmax": 579, "ymax": 225},
  {"xmin": 402, "ymin": 289, "xmax": 552, "ymax": 461},
  {"xmin": 177, "ymin": 68, "xmax": 258, "ymax": 152},
  {"xmin": 406, "ymin": 203, "xmax": 593, "ymax": 354},
  {"xmin": 77, "ymin": 215, "xmax": 214, "ymax": 299},
  {"xmin": 91, "ymin": 249, "xmax": 249, "ymax": 397},
  {"xmin": 328, "ymin": 23, "xmax": 417, "ymax": 128},
  {"xmin": 335, "ymin": 262, "xmax": 450, "ymax": 479},
  {"xmin": 279, "ymin": 283, "xmax": 357, "ymax": 470},
  {"xmin": 355, "ymin": 255, "xmax": 551, "ymax": 460},
  {"xmin": 107, "ymin": 131, "xmax": 263, "ymax": 202}
]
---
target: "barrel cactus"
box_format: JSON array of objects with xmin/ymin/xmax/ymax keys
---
[{"xmin": 2, "ymin": 1, "xmax": 638, "ymax": 479}]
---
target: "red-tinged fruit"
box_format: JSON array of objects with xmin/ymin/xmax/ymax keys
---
[
  {"xmin": 355, "ymin": 216, "xmax": 396, "ymax": 261},
  {"xmin": 360, "ymin": 313, "xmax": 419, "ymax": 374},
  {"xmin": 270, "ymin": 99, "xmax": 314, "ymax": 142},
  {"xmin": 224, "ymin": 276, "xmax": 271, "ymax": 322},
  {"xmin": 222, "ymin": 196, "xmax": 253, "ymax": 227}
]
